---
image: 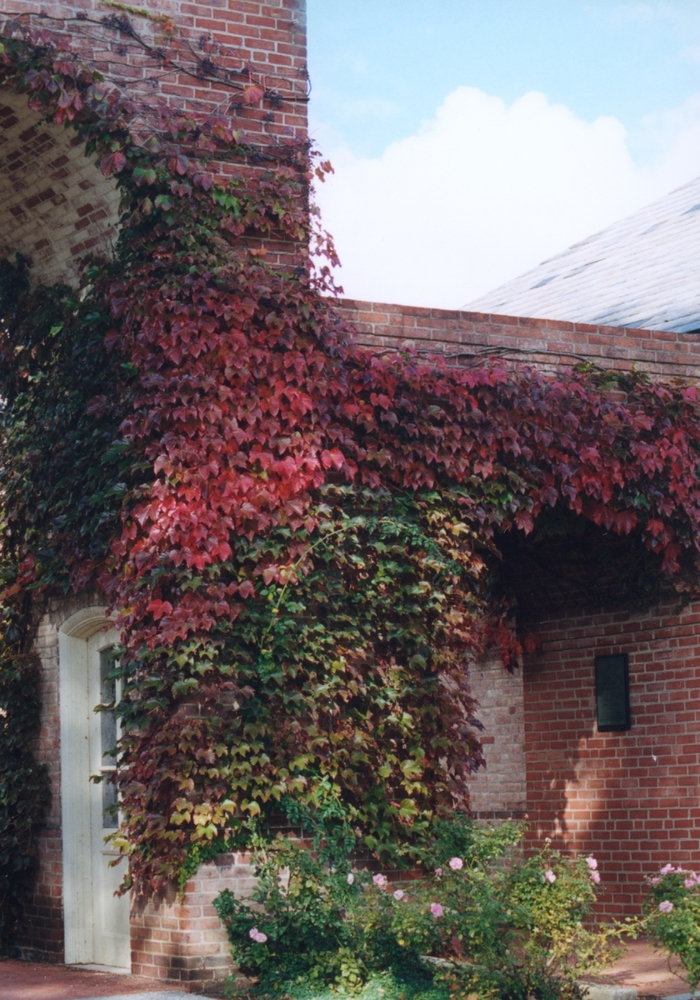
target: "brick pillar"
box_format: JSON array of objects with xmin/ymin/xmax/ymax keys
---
[
  {"xmin": 468, "ymin": 654, "xmax": 527, "ymax": 820},
  {"xmin": 130, "ymin": 853, "xmax": 257, "ymax": 991}
]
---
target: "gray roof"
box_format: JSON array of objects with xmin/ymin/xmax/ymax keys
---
[{"xmin": 466, "ymin": 175, "xmax": 700, "ymax": 333}]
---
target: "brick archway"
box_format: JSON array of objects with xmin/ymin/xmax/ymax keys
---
[{"xmin": 0, "ymin": 89, "xmax": 120, "ymax": 286}]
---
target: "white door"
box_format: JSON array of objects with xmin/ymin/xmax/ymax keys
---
[
  {"xmin": 59, "ymin": 610, "xmax": 131, "ymax": 971},
  {"xmin": 86, "ymin": 632, "xmax": 131, "ymax": 969}
]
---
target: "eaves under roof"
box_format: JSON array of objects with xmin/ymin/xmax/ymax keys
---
[{"xmin": 466, "ymin": 175, "xmax": 700, "ymax": 334}]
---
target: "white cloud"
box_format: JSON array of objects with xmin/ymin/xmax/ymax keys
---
[
  {"xmin": 313, "ymin": 86, "xmax": 700, "ymax": 309},
  {"xmin": 635, "ymin": 93, "xmax": 700, "ymax": 172}
]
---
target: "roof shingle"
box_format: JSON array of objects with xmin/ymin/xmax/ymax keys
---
[{"xmin": 466, "ymin": 176, "xmax": 700, "ymax": 333}]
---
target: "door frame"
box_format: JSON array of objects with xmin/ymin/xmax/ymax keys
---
[{"xmin": 59, "ymin": 605, "xmax": 130, "ymax": 968}]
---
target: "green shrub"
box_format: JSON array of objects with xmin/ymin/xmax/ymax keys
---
[
  {"xmin": 643, "ymin": 863, "xmax": 700, "ymax": 990},
  {"xmin": 214, "ymin": 817, "xmax": 622, "ymax": 1000},
  {"xmin": 214, "ymin": 841, "xmax": 432, "ymax": 994}
]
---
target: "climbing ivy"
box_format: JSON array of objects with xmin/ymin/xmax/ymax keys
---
[
  {"xmin": 0, "ymin": 650, "xmax": 49, "ymax": 953},
  {"xmin": 3, "ymin": 22, "xmax": 700, "ymax": 902}
]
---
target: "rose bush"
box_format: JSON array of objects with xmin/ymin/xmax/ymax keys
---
[
  {"xmin": 643, "ymin": 863, "xmax": 700, "ymax": 990},
  {"xmin": 214, "ymin": 817, "xmax": 622, "ymax": 1000}
]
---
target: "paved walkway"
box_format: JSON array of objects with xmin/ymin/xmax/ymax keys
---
[
  {"xmin": 0, "ymin": 960, "xmax": 219, "ymax": 1000},
  {"xmin": 0, "ymin": 941, "xmax": 695, "ymax": 999},
  {"xmin": 579, "ymin": 939, "xmax": 692, "ymax": 998}
]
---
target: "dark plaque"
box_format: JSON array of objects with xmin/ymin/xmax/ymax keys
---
[{"xmin": 595, "ymin": 654, "xmax": 630, "ymax": 731}]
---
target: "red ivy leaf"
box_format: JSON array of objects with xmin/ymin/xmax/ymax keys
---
[
  {"xmin": 616, "ymin": 510, "xmax": 638, "ymax": 535},
  {"xmin": 241, "ymin": 83, "xmax": 265, "ymax": 105},
  {"xmin": 147, "ymin": 600, "xmax": 173, "ymax": 620},
  {"xmin": 100, "ymin": 151, "xmax": 126, "ymax": 177},
  {"xmin": 514, "ymin": 510, "xmax": 534, "ymax": 534},
  {"xmin": 168, "ymin": 154, "xmax": 189, "ymax": 176},
  {"xmin": 662, "ymin": 542, "xmax": 682, "ymax": 574}
]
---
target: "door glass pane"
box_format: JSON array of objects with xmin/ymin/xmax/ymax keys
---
[
  {"xmin": 99, "ymin": 646, "xmax": 119, "ymax": 828},
  {"xmin": 102, "ymin": 780, "xmax": 119, "ymax": 829},
  {"xmin": 99, "ymin": 648, "xmax": 117, "ymax": 764}
]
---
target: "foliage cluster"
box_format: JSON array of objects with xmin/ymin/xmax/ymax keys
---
[
  {"xmin": 3, "ymin": 21, "xmax": 700, "ymax": 905},
  {"xmin": 214, "ymin": 818, "xmax": 621, "ymax": 1000},
  {"xmin": 643, "ymin": 863, "xmax": 700, "ymax": 990},
  {"xmin": 0, "ymin": 212, "xmax": 135, "ymax": 944},
  {"xmin": 0, "ymin": 651, "xmax": 49, "ymax": 953}
]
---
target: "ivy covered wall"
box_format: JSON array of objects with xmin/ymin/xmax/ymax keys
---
[{"xmin": 2, "ymin": 7, "xmax": 700, "ymax": 951}]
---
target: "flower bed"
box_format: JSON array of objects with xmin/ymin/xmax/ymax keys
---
[{"xmin": 215, "ymin": 816, "xmax": 624, "ymax": 1000}]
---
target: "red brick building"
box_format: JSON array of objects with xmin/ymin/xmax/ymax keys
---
[
  {"xmin": 2, "ymin": 0, "xmax": 700, "ymax": 991},
  {"xmin": 340, "ymin": 299, "xmax": 700, "ymax": 922}
]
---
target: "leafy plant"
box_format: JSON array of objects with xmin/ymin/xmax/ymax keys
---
[
  {"xmin": 643, "ymin": 863, "xmax": 700, "ymax": 990},
  {"xmin": 214, "ymin": 819, "xmax": 621, "ymax": 1000}
]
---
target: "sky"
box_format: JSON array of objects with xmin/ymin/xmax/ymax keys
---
[{"xmin": 307, "ymin": 1, "xmax": 700, "ymax": 309}]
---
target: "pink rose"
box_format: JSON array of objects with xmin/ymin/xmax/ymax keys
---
[
  {"xmin": 449, "ymin": 857, "xmax": 463, "ymax": 871},
  {"xmin": 659, "ymin": 900, "xmax": 674, "ymax": 913},
  {"xmin": 249, "ymin": 927, "xmax": 268, "ymax": 943},
  {"xmin": 590, "ymin": 870, "xmax": 601, "ymax": 884},
  {"xmin": 435, "ymin": 867, "xmax": 443, "ymax": 877},
  {"xmin": 393, "ymin": 889, "xmax": 405, "ymax": 901},
  {"xmin": 430, "ymin": 902, "xmax": 443, "ymax": 918},
  {"xmin": 347, "ymin": 873, "xmax": 354, "ymax": 885},
  {"xmin": 650, "ymin": 877, "xmax": 660, "ymax": 885},
  {"xmin": 660, "ymin": 864, "xmax": 674, "ymax": 876},
  {"xmin": 373, "ymin": 873, "xmax": 388, "ymax": 889},
  {"xmin": 545, "ymin": 869, "xmax": 556, "ymax": 884},
  {"xmin": 586, "ymin": 856, "xmax": 598, "ymax": 870},
  {"xmin": 685, "ymin": 879, "xmax": 696, "ymax": 889}
]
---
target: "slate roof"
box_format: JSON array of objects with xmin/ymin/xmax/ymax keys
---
[{"xmin": 466, "ymin": 175, "xmax": 700, "ymax": 333}]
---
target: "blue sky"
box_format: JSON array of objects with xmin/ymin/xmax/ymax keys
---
[{"xmin": 307, "ymin": 2, "xmax": 700, "ymax": 309}]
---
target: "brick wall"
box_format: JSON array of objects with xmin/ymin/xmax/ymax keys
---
[
  {"xmin": 348, "ymin": 297, "xmax": 700, "ymax": 920},
  {"xmin": 336, "ymin": 298, "xmax": 700, "ymax": 379},
  {"xmin": 524, "ymin": 598, "xmax": 700, "ymax": 918},
  {"xmin": 131, "ymin": 853, "xmax": 257, "ymax": 990},
  {"xmin": 0, "ymin": 91, "xmax": 121, "ymax": 287},
  {"xmin": 0, "ymin": 0, "xmax": 307, "ymax": 129},
  {"xmin": 0, "ymin": 0, "xmax": 307, "ymax": 284},
  {"xmin": 467, "ymin": 655, "xmax": 526, "ymax": 820}
]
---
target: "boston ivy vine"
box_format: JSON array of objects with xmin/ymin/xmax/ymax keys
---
[{"xmin": 3, "ymin": 21, "xmax": 700, "ymax": 904}]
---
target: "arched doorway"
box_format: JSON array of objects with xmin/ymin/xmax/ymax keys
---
[{"xmin": 58, "ymin": 607, "xmax": 130, "ymax": 971}]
